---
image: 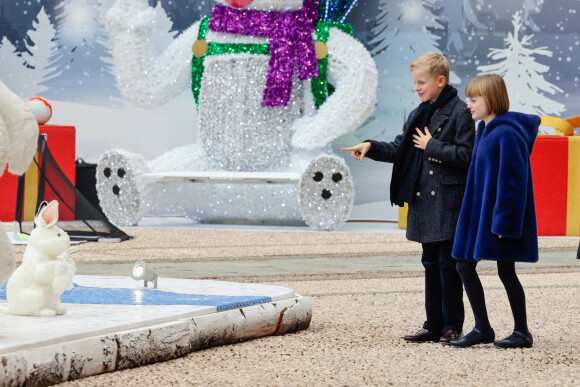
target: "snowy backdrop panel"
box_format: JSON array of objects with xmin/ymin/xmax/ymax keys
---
[{"xmin": 1, "ymin": 0, "xmax": 578, "ymax": 220}]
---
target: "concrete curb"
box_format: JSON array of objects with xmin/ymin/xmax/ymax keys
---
[{"xmin": 0, "ymin": 295, "xmax": 312, "ymax": 385}]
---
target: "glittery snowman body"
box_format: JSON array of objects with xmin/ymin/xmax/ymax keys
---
[
  {"xmin": 199, "ymin": 53, "xmax": 304, "ymax": 172},
  {"xmin": 99, "ymin": 0, "xmax": 377, "ymax": 229}
]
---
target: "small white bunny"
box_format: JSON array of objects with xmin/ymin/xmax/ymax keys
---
[{"xmin": 1, "ymin": 200, "xmax": 77, "ymax": 317}]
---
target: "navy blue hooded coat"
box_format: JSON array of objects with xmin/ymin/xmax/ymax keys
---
[{"xmin": 452, "ymin": 112, "xmax": 540, "ymax": 262}]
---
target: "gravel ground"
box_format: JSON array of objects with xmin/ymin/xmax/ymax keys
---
[
  {"xmin": 6, "ymin": 224, "xmax": 578, "ymax": 386},
  {"xmin": 60, "ymin": 271, "xmax": 580, "ymax": 386},
  {"xmin": 11, "ymin": 227, "xmax": 580, "ymax": 264}
]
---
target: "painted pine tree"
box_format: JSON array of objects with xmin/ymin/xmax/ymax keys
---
[
  {"xmin": 477, "ymin": 11, "xmax": 565, "ymax": 117},
  {"xmin": 40, "ymin": 0, "xmax": 118, "ymax": 105},
  {"xmin": 19, "ymin": 6, "xmax": 57, "ymax": 97}
]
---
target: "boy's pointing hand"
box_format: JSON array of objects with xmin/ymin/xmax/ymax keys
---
[{"xmin": 341, "ymin": 142, "xmax": 371, "ymax": 162}]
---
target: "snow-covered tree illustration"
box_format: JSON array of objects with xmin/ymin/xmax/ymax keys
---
[
  {"xmin": 361, "ymin": 0, "xmax": 444, "ymax": 140},
  {"xmin": 40, "ymin": 0, "xmax": 119, "ymax": 105},
  {"xmin": 18, "ymin": 6, "xmax": 57, "ymax": 97},
  {"xmin": 477, "ymin": 11, "xmax": 565, "ymax": 117}
]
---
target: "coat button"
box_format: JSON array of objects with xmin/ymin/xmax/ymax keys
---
[
  {"xmin": 416, "ymin": 192, "xmax": 421, "ymax": 197},
  {"xmin": 437, "ymin": 128, "xmax": 442, "ymax": 132},
  {"xmin": 429, "ymin": 170, "xmax": 434, "ymax": 175},
  {"xmin": 431, "ymin": 191, "xmax": 436, "ymax": 196}
]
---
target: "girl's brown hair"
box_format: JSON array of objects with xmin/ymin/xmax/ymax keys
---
[{"xmin": 465, "ymin": 74, "xmax": 509, "ymax": 115}]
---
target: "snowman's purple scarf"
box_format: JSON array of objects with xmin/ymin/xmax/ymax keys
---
[{"xmin": 208, "ymin": 0, "xmax": 319, "ymax": 107}]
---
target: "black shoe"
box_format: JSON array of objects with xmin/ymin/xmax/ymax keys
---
[
  {"xmin": 439, "ymin": 329, "xmax": 462, "ymax": 345},
  {"xmin": 494, "ymin": 331, "xmax": 533, "ymax": 348},
  {"xmin": 450, "ymin": 328, "xmax": 495, "ymax": 348},
  {"xmin": 404, "ymin": 328, "xmax": 443, "ymax": 343}
]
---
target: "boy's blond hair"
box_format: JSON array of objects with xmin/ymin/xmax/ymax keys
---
[
  {"xmin": 465, "ymin": 74, "xmax": 510, "ymax": 116},
  {"xmin": 410, "ymin": 51, "xmax": 450, "ymax": 84}
]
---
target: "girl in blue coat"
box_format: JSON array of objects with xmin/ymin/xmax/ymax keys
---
[{"xmin": 450, "ymin": 74, "xmax": 539, "ymax": 349}]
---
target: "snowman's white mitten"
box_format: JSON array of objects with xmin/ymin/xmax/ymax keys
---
[{"xmin": 107, "ymin": 0, "xmax": 155, "ymax": 34}]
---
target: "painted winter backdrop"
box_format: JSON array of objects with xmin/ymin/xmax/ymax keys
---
[{"xmin": 1, "ymin": 0, "xmax": 578, "ymax": 219}]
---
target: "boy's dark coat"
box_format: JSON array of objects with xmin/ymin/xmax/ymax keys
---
[
  {"xmin": 366, "ymin": 95, "xmax": 475, "ymax": 243},
  {"xmin": 452, "ymin": 112, "xmax": 540, "ymax": 262}
]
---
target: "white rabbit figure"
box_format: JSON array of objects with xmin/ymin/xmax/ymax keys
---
[
  {"xmin": 98, "ymin": 0, "xmax": 377, "ymax": 228},
  {"xmin": 0, "ymin": 79, "xmax": 39, "ymax": 286},
  {"xmin": 1, "ymin": 200, "xmax": 77, "ymax": 317}
]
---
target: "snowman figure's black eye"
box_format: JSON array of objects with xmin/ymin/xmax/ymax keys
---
[
  {"xmin": 313, "ymin": 172, "xmax": 323, "ymax": 182},
  {"xmin": 332, "ymin": 173, "xmax": 343, "ymax": 183}
]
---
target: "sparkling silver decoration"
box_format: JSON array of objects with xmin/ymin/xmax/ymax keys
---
[
  {"xmin": 96, "ymin": 150, "xmax": 150, "ymax": 226},
  {"xmin": 182, "ymin": 183, "xmax": 303, "ymax": 226},
  {"xmin": 100, "ymin": 0, "xmax": 377, "ymax": 230},
  {"xmin": 298, "ymin": 154, "xmax": 354, "ymax": 231},
  {"xmin": 199, "ymin": 55, "xmax": 303, "ymax": 171}
]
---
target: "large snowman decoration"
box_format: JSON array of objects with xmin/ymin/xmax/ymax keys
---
[{"xmin": 98, "ymin": 0, "xmax": 377, "ymax": 230}]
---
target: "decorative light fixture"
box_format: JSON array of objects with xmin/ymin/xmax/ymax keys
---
[{"xmin": 131, "ymin": 260, "xmax": 158, "ymax": 289}]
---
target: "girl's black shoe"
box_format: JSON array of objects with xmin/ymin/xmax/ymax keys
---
[
  {"xmin": 450, "ymin": 328, "xmax": 495, "ymax": 348},
  {"xmin": 494, "ymin": 331, "xmax": 533, "ymax": 348}
]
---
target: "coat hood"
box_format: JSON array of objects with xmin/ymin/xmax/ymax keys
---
[{"xmin": 483, "ymin": 111, "xmax": 540, "ymax": 153}]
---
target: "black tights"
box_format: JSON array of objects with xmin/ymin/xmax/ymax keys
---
[{"xmin": 456, "ymin": 260, "xmax": 529, "ymax": 334}]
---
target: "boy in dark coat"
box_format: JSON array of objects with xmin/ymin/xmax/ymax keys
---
[
  {"xmin": 342, "ymin": 52, "xmax": 475, "ymax": 344},
  {"xmin": 450, "ymin": 74, "xmax": 539, "ymax": 349}
]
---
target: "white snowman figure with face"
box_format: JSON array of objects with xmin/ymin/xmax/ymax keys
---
[
  {"xmin": 1, "ymin": 200, "xmax": 76, "ymax": 317},
  {"xmin": 98, "ymin": 0, "xmax": 377, "ymax": 230}
]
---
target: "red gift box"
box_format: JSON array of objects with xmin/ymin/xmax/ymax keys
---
[
  {"xmin": 0, "ymin": 125, "xmax": 76, "ymax": 222},
  {"xmin": 531, "ymin": 134, "xmax": 580, "ymax": 236}
]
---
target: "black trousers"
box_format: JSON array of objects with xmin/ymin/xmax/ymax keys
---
[{"xmin": 421, "ymin": 240, "xmax": 464, "ymax": 332}]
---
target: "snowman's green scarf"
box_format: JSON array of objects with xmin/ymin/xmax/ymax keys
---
[{"xmin": 191, "ymin": 16, "xmax": 352, "ymax": 109}]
